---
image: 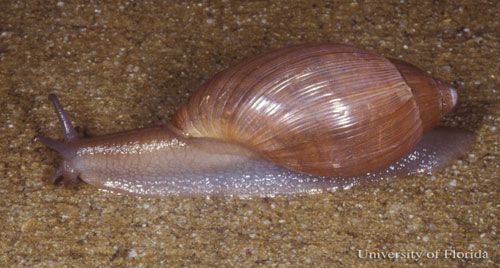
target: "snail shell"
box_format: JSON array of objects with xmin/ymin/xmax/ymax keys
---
[
  {"xmin": 171, "ymin": 44, "xmax": 457, "ymax": 176},
  {"xmin": 37, "ymin": 43, "xmax": 472, "ymax": 197}
]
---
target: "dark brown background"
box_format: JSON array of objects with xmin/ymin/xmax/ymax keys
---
[{"xmin": 0, "ymin": 0, "xmax": 498, "ymax": 266}]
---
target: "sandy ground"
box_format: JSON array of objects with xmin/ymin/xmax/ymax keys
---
[{"xmin": 0, "ymin": 0, "xmax": 498, "ymax": 266}]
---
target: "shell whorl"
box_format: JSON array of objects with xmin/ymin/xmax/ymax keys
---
[{"xmin": 171, "ymin": 44, "xmax": 440, "ymax": 176}]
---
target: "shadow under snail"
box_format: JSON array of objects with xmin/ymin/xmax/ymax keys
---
[{"xmin": 37, "ymin": 43, "xmax": 475, "ymax": 197}]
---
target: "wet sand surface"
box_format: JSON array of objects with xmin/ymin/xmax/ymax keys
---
[{"xmin": 0, "ymin": 1, "xmax": 498, "ymax": 266}]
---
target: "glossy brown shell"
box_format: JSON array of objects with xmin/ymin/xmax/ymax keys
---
[{"xmin": 171, "ymin": 44, "xmax": 445, "ymax": 176}]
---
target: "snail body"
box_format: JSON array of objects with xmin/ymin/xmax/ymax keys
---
[{"xmin": 37, "ymin": 44, "xmax": 473, "ymax": 197}]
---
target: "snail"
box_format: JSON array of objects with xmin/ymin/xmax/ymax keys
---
[{"xmin": 37, "ymin": 43, "xmax": 474, "ymax": 197}]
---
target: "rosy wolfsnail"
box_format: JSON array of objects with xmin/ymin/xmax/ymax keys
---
[{"xmin": 37, "ymin": 43, "xmax": 474, "ymax": 197}]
